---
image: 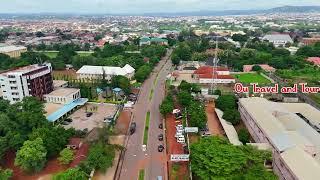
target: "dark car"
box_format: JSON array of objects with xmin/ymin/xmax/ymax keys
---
[
  {"xmin": 129, "ymin": 122, "xmax": 136, "ymax": 135},
  {"xmin": 159, "ymin": 123, "xmax": 163, "ymax": 129},
  {"xmin": 158, "ymin": 145, "xmax": 164, "ymax": 152},
  {"xmin": 158, "ymin": 134, "xmax": 163, "ymax": 141},
  {"xmin": 65, "ymin": 118, "xmax": 72, "ymax": 122},
  {"xmin": 86, "ymin": 112, "xmax": 93, "ymax": 117}
]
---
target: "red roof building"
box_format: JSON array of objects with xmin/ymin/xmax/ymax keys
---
[
  {"xmin": 193, "ymin": 66, "xmax": 235, "ymax": 84},
  {"xmin": 243, "ymin": 64, "xmax": 276, "ymax": 72},
  {"xmin": 306, "ymin": 57, "xmax": 320, "ymax": 66}
]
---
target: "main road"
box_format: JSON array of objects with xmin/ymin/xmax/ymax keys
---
[{"xmin": 119, "ymin": 49, "xmax": 173, "ymax": 180}]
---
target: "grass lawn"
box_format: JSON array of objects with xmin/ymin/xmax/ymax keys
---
[
  {"xmin": 40, "ymin": 51, "xmax": 93, "ymax": 58},
  {"xmin": 309, "ymin": 94, "xmax": 320, "ymax": 106},
  {"xmin": 43, "ymin": 51, "xmax": 58, "ymax": 58},
  {"xmin": 143, "ymin": 112, "xmax": 151, "ymax": 145},
  {"xmin": 233, "ymin": 73, "xmax": 271, "ymax": 84},
  {"xmin": 138, "ymin": 169, "xmax": 145, "ymax": 180}
]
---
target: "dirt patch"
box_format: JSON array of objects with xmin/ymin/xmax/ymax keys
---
[
  {"xmin": 205, "ymin": 102, "xmax": 225, "ymax": 136},
  {"xmin": 115, "ymin": 110, "xmax": 132, "ymax": 135}
]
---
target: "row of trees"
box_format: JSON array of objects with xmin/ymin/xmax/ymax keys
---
[
  {"xmin": 216, "ymin": 95, "xmax": 241, "ymax": 125},
  {"xmin": 190, "ymin": 136, "xmax": 277, "ymax": 180}
]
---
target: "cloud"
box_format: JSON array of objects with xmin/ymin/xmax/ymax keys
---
[{"xmin": 1, "ymin": 0, "xmax": 320, "ymax": 13}]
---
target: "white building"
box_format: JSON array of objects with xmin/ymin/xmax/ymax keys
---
[
  {"xmin": 262, "ymin": 34, "xmax": 293, "ymax": 47},
  {"xmin": 239, "ymin": 97, "xmax": 320, "ymax": 180},
  {"xmin": 0, "ymin": 63, "xmax": 53, "ymax": 103},
  {"xmin": 44, "ymin": 88, "xmax": 81, "ymax": 105},
  {"xmin": 76, "ymin": 64, "xmax": 135, "ymax": 81},
  {"xmin": 0, "ymin": 45, "xmax": 27, "ymax": 58}
]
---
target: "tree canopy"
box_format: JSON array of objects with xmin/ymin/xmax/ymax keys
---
[
  {"xmin": 53, "ymin": 168, "xmax": 88, "ymax": 180},
  {"xmin": 190, "ymin": 136, "xmax": 277, "ymax": 180}
]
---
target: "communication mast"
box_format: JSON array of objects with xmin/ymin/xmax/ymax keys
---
[{"xmin": 210, "ymin": 36, "xmax": 220, "ymax": 93}]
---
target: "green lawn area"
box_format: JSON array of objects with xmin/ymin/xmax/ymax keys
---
[
  {"xmin": 143, "ymin": 112, "xmax": 150, "ymax": 145},
  {"xmin": 39, "ymin": 51, "xmax": 93, "ymax": 58},
  {"xmin": 138, "ymin": 169, "xmax": 145, "ymax": 180},
  {"xmin": 233, "ymin": 73, "xmax": 271, "ymax": 84},
  {"xmin": 309, "ymin": 94, "xmax": 320, "ymax": 105}
]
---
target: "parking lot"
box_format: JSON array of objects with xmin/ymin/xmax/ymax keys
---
[{"xmin": 64, "ymin": 103, "xmax": 118, "ymax": 131}]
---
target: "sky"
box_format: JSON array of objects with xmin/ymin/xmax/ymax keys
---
[{"xmin": 1, "ymin": 0, "xmax": 320, "ymax": 14}]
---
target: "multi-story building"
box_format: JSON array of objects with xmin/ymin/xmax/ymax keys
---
[
  {"xmin": 0, "ymin": 63, "xmax": 54, "ymax": 103},
  {"xmin": 44, "ymin": 88, "xmax": 81, "ymax": 105},
  {"xmin": 76, "ymin": 64, "xmax": 135, "ymax": 81},
  {"xmin": 239, "ymin": 97, "xmax": 320, "ymax": 180},
  {"xmin": 0, "ymin": 45, "xmax": 27, "ymax": 58}
]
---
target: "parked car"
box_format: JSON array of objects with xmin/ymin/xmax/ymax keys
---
[
  {"xmin": 86, "ymin": 112, "xmax": 93, "ymax": 117},
  {"xmin": 159, "ymin": 123, "xmax": 163, "ymax": 129},
  {"xmin": 130, "ymin": 122, "xmax": 136, "ymax": 135},
  {"xmin": 158, "ymin": 134, "xmax": 163, "ymax": 141},
  {"xmin": 65, "ymin": 118, "xmax": 72, "ymax": 122},
  {"xmin": 158, "ymin": 145, "xmax": 164, "ymax": 152}
]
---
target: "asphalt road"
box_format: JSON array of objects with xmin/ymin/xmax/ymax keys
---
[{"xmin": 119, "ymin": 49, "xmax": 173, "ymax": 180}]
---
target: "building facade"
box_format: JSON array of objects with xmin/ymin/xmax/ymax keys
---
[
  {"xmin": 44, "ymin": 88, "xmax": 81, "ymax": 104},
  {"xmin": 262, "ymin": 34, "xmax": 293, "ymax": 47},
  {"xmin": 238, "ymin": 98, "xmax": 320, "ymax": 180},
  {"xmin": 76, "ymin": 64, "xmax": 135, "ymax": 81},
  {"xmin": 0, "ymin": 45, "xmax": 27, "ymax": 58},
  {"xmin": 0, "ymin": 63, "xmax": 53, "ymax": 103}
]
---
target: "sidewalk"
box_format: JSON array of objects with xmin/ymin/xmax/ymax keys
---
[{"xmin": 205, "ymin": 102, "xmax": 225, "ymax": 136}]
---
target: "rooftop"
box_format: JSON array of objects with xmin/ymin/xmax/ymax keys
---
[
  {"xmin": 0, "ymin": 45, "xmax": 26, "ymax": 53},
  {"xmin": 263, "ymin": 34, "xmax": 293, "ymax": 42},
  {"xmin": 239, "ymin": 97, "xmax": 320, "ymax": 179},
  {"xmin": 45, "ymin": 88, "xmax": 79, "ymax": 97},
  {"xmin": 0, "ymin": 63, "xmax": 50, "ymax": 76},
  {"xmin": 76, "ymin": 64, "xmax": 134, "ymax": 76}
]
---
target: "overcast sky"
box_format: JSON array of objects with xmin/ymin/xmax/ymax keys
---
[{"xmin": 1, "ymin": 0, "xmax": 320, "ymax": 14}]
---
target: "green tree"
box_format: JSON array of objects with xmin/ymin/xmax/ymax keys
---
[
  {"xmin": 177, "ymin": 91, "xmax": 193, "ymax": 107},
  {"xmin": 252, "ymin": 65, "xmax": 262, "ymax": 71},
  {"xmin": 15, "ymin": 138, "xmax": 47, "ymax": 172},
  {"xmin": 0, "ymin": 168, "xmax": 12, "ymax": 180},
  {"xmin": 232, "ymin": 34, "xmax": 249, "ymax": 43},
  {"xmin": 58, "ymin": 148, "xmax": 74, "ymax": 165},
  {"xmin": 53, "ymin": 168, "xmax": 88, "ymax": 180},
  {"xmin": 160, "ymin": 95, "xmax": 174, "ymax": 117},
  {"xmin": 215, "ymin": 95, "xmax": 237, "ymax": 111},
  {"xmin": 190, "ymin": 136, "xmax": 276, "ymax": 180},
  {"xmin": 238, "ymin": 128, "xmax": 250, "ymax": 144},
  {"xmin": 86, "ymin": 143, "xmax": 115, "ymax": 172},
  {"xmin": 188, "ymin": 101, "xmax": 207, "ymax": 129},
  {"xmin": 135, "ymin": 65, "xmax": 152, "ymax": 82},
  {"xmin": 111, "ymin": 75, "xmax": 131, "ymax": 94},
  {"xmin": 222, "ymin": 109, "xmax": 241, "ymax": 125}
]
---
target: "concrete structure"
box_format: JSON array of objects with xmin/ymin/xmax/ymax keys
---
[
  {"xmin": 243, "ymin": 64, "xmax": 276, "ymax": 72},
  {"xmin": 0, "ymin": 63, "xmax": 53, "ymax": 103},
  {"xmin": 262, "ymin": 34, "xmax": 293, "ymax": 47},
  {"xmin": 193, "ymin": 66, "xmax": 235, "ymax": 84},
  {"xmin": 53, "ymin": 80, "xmax": 68, "ymax": 89},
  {"xmin": 76, "ymin": 64, "xmax": 135, "ymax": 81},
  {"xmin": 44, "ymin": 88, "xmax": 81, "ymax": 104},
  {"xmin": 0, "ymin": 45, "xmax": 27, "ymax": 58},
  {"xmin": 239, "ymin": 97, "xmax": 320, "ymax": 180}
]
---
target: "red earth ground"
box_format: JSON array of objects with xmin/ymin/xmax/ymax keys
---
[
  {"xmin": 165, "ymin": 114, "xmax": 189, "ymax": 180},
  {"xmin": 2, "ymin": 143, "xmax": 89, "ymax": 180},
  {"xmin": 115, "ymin": 110, "xmax": 132, "ymax": 135}
]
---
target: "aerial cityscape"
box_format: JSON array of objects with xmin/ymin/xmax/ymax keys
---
[{"xmin": 0, "ymin": 0, "xmax": 320, "ymax": 180}]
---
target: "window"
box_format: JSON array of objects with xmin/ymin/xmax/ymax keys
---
[
  {"xmin": 8, "ymin": 75, "xmax": 15, "ymax": 78},
  {"xmin": 12, "ymin": 92, "xmax": 19, "ymax": 96},
  {"xmin": 9, "ymin": 81, "xmax": 16, "ymax": 84},
  {"xmin": 11, "ymin": 87, "xmax": 18, "ymax": 90}
]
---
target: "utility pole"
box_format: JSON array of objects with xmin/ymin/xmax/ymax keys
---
[{"xmin": 210, "ymin": 36, "xmax": 220, "ymax": 94}]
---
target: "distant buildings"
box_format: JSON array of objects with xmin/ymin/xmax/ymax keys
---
[
  {"xmin": 301, "ymin": 38, "xmax": 320, "ymax": 46},
  {"xmin": 243, "ymin": 64, "xmax": 276, "ymax": 72},
  {"xmin": 239, "ymin": 98, "xmax": 320, "ymax": 180},
  {"xmin": 0, "ymin": 45, "xmax": 27, "ymax": 58},
  {"xmin": 76, "ymin": 64, "xmax": 135, "ymax": 80},
  {"xmin": 262, "ymin": 34, "xmax": 293, "ymax": 47},
  {"xmin": 139, "ymin": 37, "xmax": 168, "ymax": 46},
  {"xmin": 0, "ymin": 63, "xmax": 53, "ymax": 103},
  {"xmin": 193, "ymin": 66, "xmax": 235, "ymax": 84},
  {"xmin": 306, "ymin": 57, "xmax": 320, "ymax": 66}
]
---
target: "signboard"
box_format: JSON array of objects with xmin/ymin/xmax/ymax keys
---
[
  {"xmin": 184, "ymin": 127, "xmax": 199, "ymax": 133},
  {"xmin": 170, "ymin": 154, "xmax": 190, "ymax": 162}
]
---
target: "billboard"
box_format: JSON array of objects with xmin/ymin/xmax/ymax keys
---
[
  {"xmin": 170, "ymin": 154, "xmax": 190, "ymax": 162},
  {"xmin": 184, "ymin": 127, "xmax": 198, "ymax": 133}
]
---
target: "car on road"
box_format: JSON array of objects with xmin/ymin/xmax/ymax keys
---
[
  {"xmin": 86, "ymin": 112, "xmax": 93, "ymax": 117},
  {"xmin": 158, "ymin": 145, "xmax": 164, "ymax": 152},
  {"xmin": 159, "ymin": 123, "xmax": 163, "ymax": 129},
  {"xmin": 158, "ymin": 134, "xmax": 163, "ymax": 141},
  {"xmin": 129, "ymin": 122, "xmax": 136, "ymax": 135}
]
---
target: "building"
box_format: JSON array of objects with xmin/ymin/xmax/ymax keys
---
[
  {"xmin": 76, "ymin": 64, "xmax": 135, "ymax": 81},
  {"xmin": 0, "ymin": 45, "xmax": 27, "ymax": 58},
  {"xmin": 243, "ymin": 64, "xmax": 276, "ymax": 72},
  {"xmin": 44, "ymin": 88, "xmax": 81, "ymax": 104},
  {"xmin": 0, "ymin": 63, "xmax": 53, "ymax": 103},
  {"xmin": 239, "ymin": 98, "xmax": 320, "ymax": 180},
  {"xmin": 193, "ymin": 66, "xmax": 235, "ymax": 84},
  {"xmin": 306, "ymin": 57, "xmax": 320, "ymax": 66},
  {"xmin": 139, "ymin": 37, "xmax": 168, "ymax": 46},
  {"xmin": 262, "ymin": 34, "xmax": 293, "ymax": 47},
  {"xmin": 301, "ymin": 38, "xmax": 320, "ymax": 46}
]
